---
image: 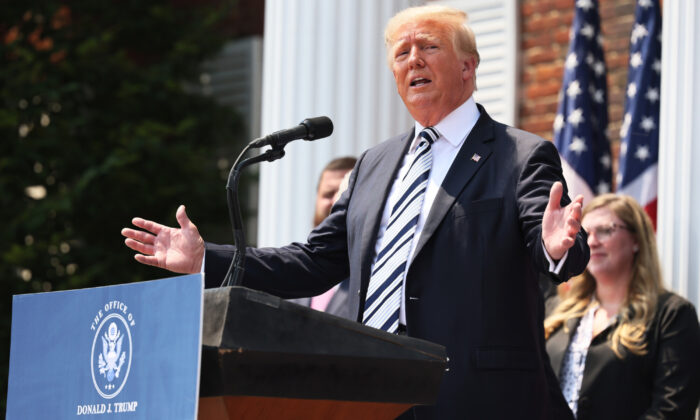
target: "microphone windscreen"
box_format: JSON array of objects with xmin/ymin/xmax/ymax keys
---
[{"xmin": 301, "ymin": 116, "xmax": 333, "ymax": 140}]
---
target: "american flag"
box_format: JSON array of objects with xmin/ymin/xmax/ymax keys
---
[
  {"xmin": 617, "ymin": 0, "xmax": 661, "ymax": 227},
  {"xmin": 553, "ymin": 0, "xmax": 612, "ymax": 204}
]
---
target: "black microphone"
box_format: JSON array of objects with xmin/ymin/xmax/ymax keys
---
[{"xmin": 249, "ymin": 116, "xmax": 333, "ymax": 148}]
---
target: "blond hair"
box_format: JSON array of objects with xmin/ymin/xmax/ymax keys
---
[
  {"xmin": 384, "ymin": 5, "xmax": 480, "ymax": 69},
  {"xmin": 544, "ymin": 194, "xmax": 664, "ymax": 358}
]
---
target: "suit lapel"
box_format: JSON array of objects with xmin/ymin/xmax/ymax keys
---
[
  {"xmin": 358, "ymin": 130, "xmax": 414, "ymax": 295},
  {"xmin": 410, "ymin": 107, "xmax": 496, "ymax": 263}
]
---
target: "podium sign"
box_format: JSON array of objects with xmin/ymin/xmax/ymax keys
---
[{"xmin": 7, "ymin": 274, "xmax": 204, "ymax": 419}]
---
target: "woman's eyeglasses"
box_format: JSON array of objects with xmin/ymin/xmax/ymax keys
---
[{"xmin": 582, "ymin": 222, "xmax": 632, "ymax": 242}]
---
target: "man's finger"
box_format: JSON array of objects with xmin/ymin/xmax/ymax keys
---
[
  {"xmin": 548, "ymin": 181, "xmax": 564, "ymax": 210},
  {"xmin": 564, "ymin": 198, "xmax": 583, "ymax": 224},
  {"xmin": 570, "ymin": 201, "xmax": 582, "ymax": 222},
  {"xmin": 124, "ymin": 238, "xmax": 155, "ymax": 255},
  {"xmin": 132, "ymin": 217, "xmax": 164, "ymax": 234},
  {"xmin": 121, "ymin": 228, "xmax": 155, "ymax": 245},
  {"xmin": 560, "ymin": 237, "xmax": 574, "ymax": 250},
  {"xmin": 134, "ymin": 254, "xmax": 161, "ymax": 268},
  {"xmin": 566, "ymin": 217, "xmax": 580, "ymax": 236}
]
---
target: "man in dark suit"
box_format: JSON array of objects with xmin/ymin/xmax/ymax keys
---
[{"xmin": 122, "ymin": 5, "xmax": 588, "ymax": 419}]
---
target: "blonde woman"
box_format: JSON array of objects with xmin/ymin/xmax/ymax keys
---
[{"xmin": 545, "ymin": 194, "xmax": 700, "ymax": 419}]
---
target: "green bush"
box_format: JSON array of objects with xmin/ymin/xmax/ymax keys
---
[{"xmin": 0, "ymin": 0, "xmax": 246, "ymax": 409}]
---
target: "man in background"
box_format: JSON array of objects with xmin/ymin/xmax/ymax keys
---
[
  {"xmin": 312, "ymin": 157, "xmax": 357, "ymax": 228},
  {"xmin": 289, "ymin": 157, "xmax": 356, "ymax": 319}
]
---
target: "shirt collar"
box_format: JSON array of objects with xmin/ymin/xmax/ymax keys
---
[{"xmin": 411, "ymin": 96, "xmax": 480, "ymax": 151}]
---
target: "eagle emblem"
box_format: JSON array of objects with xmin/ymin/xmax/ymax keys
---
[{"xmin": 97, "ymin": 322, "xmax": 126, "ymax": 384}]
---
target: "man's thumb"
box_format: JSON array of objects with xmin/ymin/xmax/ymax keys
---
[
  {"xmin": 176, "ymin": 205, "xmax": 192, "ymax": 229},
  {"xmin": 548, "ymin": 182, "xmax": 563, "ymax": 210}
]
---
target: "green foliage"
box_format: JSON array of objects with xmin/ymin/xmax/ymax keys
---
[{"xmin": 0, "ymin": 0, "xmax": 245, "ymax": 409}]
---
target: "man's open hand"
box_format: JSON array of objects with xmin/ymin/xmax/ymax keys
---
[
  {"xmin": 542, "ymin": 182, "xmax": 583, "ymax": 261},
  {"xmin": 121, "ymin": 205, "xmax": 204, "ymax": 274}
]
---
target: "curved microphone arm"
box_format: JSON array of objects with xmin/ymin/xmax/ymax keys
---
[
  {"xmin": 219, "ymin": 116, "xmax": 333, "ymax": 287},
  {"xmin": 221, "ymin": 145, "xmax": 285, "ymax": 288}
]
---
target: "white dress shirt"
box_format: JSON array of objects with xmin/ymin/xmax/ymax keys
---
[{"xmin": 370, "ymin": 97, "xmax": 566, "ymax": 324}]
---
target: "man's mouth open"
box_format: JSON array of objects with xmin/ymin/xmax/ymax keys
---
[{"xmin": 410, "ymin": 77, "xmax": 431, "ymax": 87}]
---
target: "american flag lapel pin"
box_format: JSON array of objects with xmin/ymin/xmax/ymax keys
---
[{"xmin": 471, "ymin": 153, "xmax": 481, "ymax": 163}]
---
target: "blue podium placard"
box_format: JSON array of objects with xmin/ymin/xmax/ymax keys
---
[{"xmin": 7, "ymin": 274, "xmax": 203, "ymax": 419}]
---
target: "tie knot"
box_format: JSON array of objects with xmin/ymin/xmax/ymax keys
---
[{"xmin": 419, "ymin": 127, "xmax": 439, "ymax": 145}]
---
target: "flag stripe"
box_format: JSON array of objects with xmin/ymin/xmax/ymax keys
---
[{"xmin": 616, "ymin": 164, "xmax": 657, "ymax": 208}]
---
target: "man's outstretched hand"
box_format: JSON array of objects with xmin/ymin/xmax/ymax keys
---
[
  {"xmin": 121, "ymin": 205, "xmax": 204, "ymax": 274},
  {"xmin": 542, "ymin": 182, "xmax": 584, "ymax": 261}
]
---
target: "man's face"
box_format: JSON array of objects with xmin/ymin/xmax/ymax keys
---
[
  {"xmin": 390, "ymin": 20, "xmax": 476, "ymax": 126},
  {"xmin": 314, "ymin": 169, "xmax": 351, "ymax": 227}
]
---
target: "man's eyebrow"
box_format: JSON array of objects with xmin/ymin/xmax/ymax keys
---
[{"xmin": 393, "ymin": 34, "xmax": 440, "ymax": 50}]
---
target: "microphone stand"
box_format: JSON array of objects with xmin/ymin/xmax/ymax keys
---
[{"xmin": 221, "ymin": 143, "xmax": 286, "ymax": 288}]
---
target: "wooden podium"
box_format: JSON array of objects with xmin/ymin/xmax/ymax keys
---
[{"xmin": 198, "ymin": 287, "xmax": 447, "ymax": 419}]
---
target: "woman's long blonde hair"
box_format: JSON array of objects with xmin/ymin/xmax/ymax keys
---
[{"xmin": 544, "ymin": 194, "xmax": 664, "ymax": 357}]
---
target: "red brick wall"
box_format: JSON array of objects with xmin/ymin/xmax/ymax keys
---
[{"xmin": 520, "ymin": 0, "xmax": 637, "ymax": 179}]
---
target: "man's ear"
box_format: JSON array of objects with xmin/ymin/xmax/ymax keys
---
[{"xmin": 462, "ymin": 55, "xmax": 477, "ymax": 81}]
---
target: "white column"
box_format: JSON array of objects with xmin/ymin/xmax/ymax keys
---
[
  {"xmin": 658, "ymin": 0, "xmax": 700, "ymax": 309},
  {"xmin": 436, "ymin": 0, "xmax": 518, "ymax": 125},
  {"xmin": 257, "ymin": 0, "xmax": 418, "ymax": 247}
]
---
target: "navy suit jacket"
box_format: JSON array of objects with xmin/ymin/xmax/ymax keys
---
[{"xmin": 205, "ymin": 105, "xmax": 589, "ymax": 419}]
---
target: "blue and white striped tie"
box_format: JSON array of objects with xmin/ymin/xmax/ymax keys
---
[{"xmin": 362, "ymin": 127, "xmax": 439, "ymax": 333}]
